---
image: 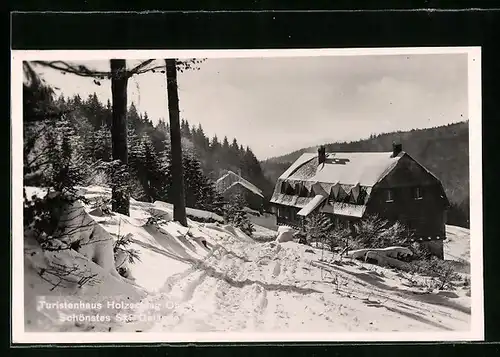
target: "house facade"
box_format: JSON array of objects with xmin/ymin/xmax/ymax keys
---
[
  {"xmin": 216, "ymin": 170, "xmax": 264, "ymax": 211},
  {"xmin": 269, "ymin": 144, "xmax": 450, "ymax": 258}
]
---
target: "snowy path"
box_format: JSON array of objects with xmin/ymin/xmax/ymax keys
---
[
  {"xmin": 114, "ymin": 237, "xmax": 471, "ymax": 333},
  {"xmin": 23, "ymin": 186, "xmax": 471, "ymax": 335}
]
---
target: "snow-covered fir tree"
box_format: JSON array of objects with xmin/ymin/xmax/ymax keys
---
[{"xmin": 223, "ymin": 193, "xmax": 254, "ymax": 237}]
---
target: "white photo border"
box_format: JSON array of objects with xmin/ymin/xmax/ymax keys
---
[{"xmin": 11, "ymin": 46, "xmax": 483, "ymax": 344}]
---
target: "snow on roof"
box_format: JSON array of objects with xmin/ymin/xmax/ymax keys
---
[
  {"xmin": 297, "ymin": 194, "xmax": 327, "ymax": 217},
  {"xmin": 226, "ymin": 181, "xmax": 264, "ymax": 198},
  {"xmin": 269, "ymin": 193, "xmax": 314, "ymax": 209},
  {"xmin": 271, "ymin": 152, "xmax": 404, "ymax": 218},
  {"xmin": 284, "ymin": 151, "xmax": 402, "ymax": 187},
  {"xmin": 278, "ymin": 153, "xmax": 317, "ymax": 180},
  {"xmin": 216, "ymin": 171, "xmax": 263, "ymax": 197}
]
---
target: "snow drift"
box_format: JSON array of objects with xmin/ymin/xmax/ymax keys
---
[
  {"xmin": 275, "ymin": 226, "xmax": 296, "ymax": 243},
  {"xmin": 23, "ymin": 186, "xmax": 472, "ymax": 334}
]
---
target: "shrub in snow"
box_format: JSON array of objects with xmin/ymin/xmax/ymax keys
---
[
  {"xmin": 223, "ymin": 193, "xmax": 254, "ymax": 237},
  {"xmin": 128, "ymin": 176, "xmax": 148, "ymax": 204},
  {"xmin": 407, "ymin": 241, "xmax": 433, "ymax": 260},
  {"xmin": 294, "ymin": 230, "xmax": 309, "ymax": 245},
  {"xmin": 303, "ymin": 213, "xmax": 351, "ymax": 252},
  {"xmin": 146, "ymin": 207, "xmax": 172, "ymax": 226},
  {"xmin": 353, "ymin": 214, "xmax": 411, "ymax": 249},
  {"xmin": 24, "ymin": 190, "xmax": 91, "ymax": 250},
  {"xmin": 327, "ymin": 227, "xmax": 352, "ymax": 253},
  {"xmin": 304, "ymin": 213, "xmax": 333, "ymax": 245},
  {"xmin": 405, "ymin": 257, "xmax": 461, "ymax": 290},
  {"xmin": 113, "ymin": 233, "xmax": 141, "ymax": 279}
]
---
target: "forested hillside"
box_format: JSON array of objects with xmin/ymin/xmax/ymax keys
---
[
  {"xmin": 24, "ymin": 91, "xmax": 274, "ymax": 211},
  {"xmin": 261, "ymin": 122, "xmax": 470, "ymax": 228}
]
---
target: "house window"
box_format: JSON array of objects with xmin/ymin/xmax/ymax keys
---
[
  {"xmin": 414, "ymin": 187, "xmax": 423, "ymax": 200},
  {"xmin": 386, "ymin": 189, "xmax": 394, "ymax": 203}
]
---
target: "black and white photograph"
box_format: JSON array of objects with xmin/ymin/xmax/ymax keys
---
[{"xmin": 11, "ymin": 48, "xmax": 483, "ymax": 343}]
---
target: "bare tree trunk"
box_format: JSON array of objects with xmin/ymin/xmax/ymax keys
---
[
  {"xmin": 165, "ymin": 59, "xmax": 187, "ymax": 226},
  {"xmin": 110, "ymin": 59, "xmax": 130, "ymax": 215}
]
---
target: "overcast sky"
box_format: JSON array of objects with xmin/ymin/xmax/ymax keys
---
[{"xmin": 33, "ymin": 53, "xmax": 468, "ymax": 160}]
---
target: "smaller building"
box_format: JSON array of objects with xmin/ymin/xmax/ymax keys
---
[{"xmin": 215, "ymin": 170, "xmax": 264, "ymax": 211}]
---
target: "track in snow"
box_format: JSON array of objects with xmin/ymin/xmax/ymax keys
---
[{"xmin": 115, "ymin": 238, "xmax": 471, "ymax": 333}]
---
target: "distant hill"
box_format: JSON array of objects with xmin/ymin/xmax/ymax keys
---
[{"xmin": 261, "ymin": 121, "xmax": 470, "ymax": 228}]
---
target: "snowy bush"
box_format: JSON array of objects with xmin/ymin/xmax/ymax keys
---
[
  {"xmin": 327, "ymin": 227, "xmax": 353, "ymax": 252},
  {"xmin": 113, "ymin": 233, "xmax": 141, "ymax": 279},
  {"xmin": 353, "ymin": 214, "xmax": 411, "ymax": 249},
  {"xmin": 24, "ymin": 190, "xmax": 91, "ymax": 249},
  {"xmin": 404, "ymin": 257, "xmax": 461, "ymax": 290},
  {"xmin": 146, "ymin": 207, "xmax": 170, "ymax": 226},
  {"xmin": 294, "ymin": 230, "xmax": 308, "ymax": 245},
  {"xmin": 304, "ymin": 213, "xmax": 333, "ymax": 245},
  {"xmin": 303, "ymin": 213, "xmax": 351, "ymax": 252},
  {"xmin": 223, "ymin": 193, "xmax": 255, "ymax": 237}
]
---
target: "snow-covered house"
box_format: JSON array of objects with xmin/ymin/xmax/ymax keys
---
[
  {"xmin": 216, "ymin": 170, "xmax": 264, "ymax": 211},
  {"xmin": 270, "ymin": 144, "xmax": 450, "ymax": 258}
]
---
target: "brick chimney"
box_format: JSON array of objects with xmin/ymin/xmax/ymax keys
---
[
  {"xmin": 391, "ymin": 142, "xmax": 402, "ymax": 157},
  {"xmin": 318, "ymin": 145, "xmax": 326, "ymax": 164}
]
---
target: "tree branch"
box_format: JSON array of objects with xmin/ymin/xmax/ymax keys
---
[
  {"xmin": 33, "ymin": 61, "xmax": 110, "ymax": 79},
  {"xmin": 31, "ymin": 59, "xmax": 207, "ymax": 83},
  {"xmin": 128, "ymin": 59, "xmax": 156, "ymax": 76}
]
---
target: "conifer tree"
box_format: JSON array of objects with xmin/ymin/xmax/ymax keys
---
[
  {"xmin": 180, "ymin": 119, "xmax": 192, "ymax": 139},
  {"xmin": 223, "ymin": 193, "xmax": 254, "ymax": 236},
  {"xmin": 94, "ymin": 124, "xmax": 112, "ymax": 162},
  {"xmin": 182, "ymin": 151, "xmax": 206, "ymax": 208},
  {"xmin": 156, "ymin": 141, "xmax": 173, "ymax": 202},
  {"xmin": 304, "ymin": 212, "xmax": 334, "ymax": 245},
  {"xmin": 222, "ymin": 136, "xmax": 230, "ymax": 151}
]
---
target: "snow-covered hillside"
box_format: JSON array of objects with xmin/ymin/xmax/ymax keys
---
[
  {"xmin": 444, "ymin": 225, "xmax": 470, "ymax": 263},
  {"xmin": 444, "ymin": 225, "xmax": 471, "ymax": 274},
  {"xmin": 23, "ymin": 186, "xmax": 472, "ymax": 334}
]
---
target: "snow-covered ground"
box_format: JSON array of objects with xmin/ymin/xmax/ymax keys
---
[
  {"xmin": 444, "ymin": 225, "xmax": 471, "ymax": 274},
  {"xmin": 23, "ymin": 186, "xmax": 472, "ymax": 335},
  {"xmin": 444, "ymin": 225, "xmax": 470, "ymax": 263}
]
